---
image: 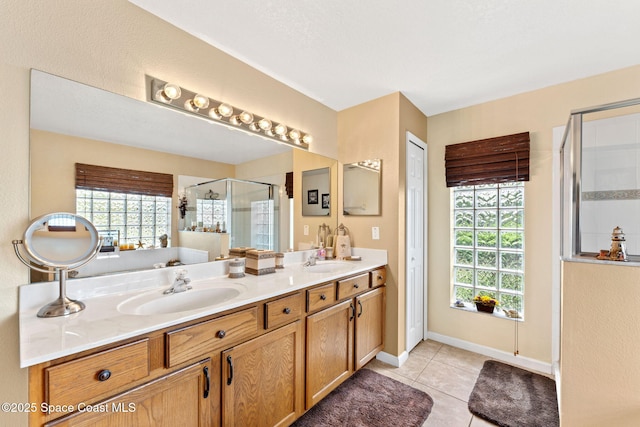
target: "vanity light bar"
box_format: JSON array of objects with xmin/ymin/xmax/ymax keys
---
[{"xmin": 146, "ymin": 76, "xmax": 311, "ymax": 150}]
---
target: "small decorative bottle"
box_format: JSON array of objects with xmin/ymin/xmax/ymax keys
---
[{"xmin": 317, "ymin": 244, "xmax": 326, "ymax": 261}]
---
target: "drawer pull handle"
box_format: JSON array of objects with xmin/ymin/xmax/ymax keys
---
[
  {"xmin": 217, "ymin": 330, "xmax": 226, "ymax": 339},
  {"xmin": 377, "ymin": 275, "xmax": 383, "ymax": 281},
  {"xmin": 320, "ymin": 294, "xmax": 327, "ymax": 301},
  {"xmin": 358, "ymin": 300, "xmax": 363, "ymax": 317},
  {"xmin": 203, "ymin": 366, "xmax": 210, "ymax": 398},
  {"xmin": 354, "ymin": 283, "xmax": 360, "ymax": 289},
  {"xmin": 349, "ymin": 303, "xmax": 355, "ymax": 321},
  {"xmin": 97, "ymin": 369, "xmax": 111, "ymax": 382},
  {"xmin": 283, "ymin": 307, "xmax": 291, "ymax": 314},
  {"xmin": 227, "ymin": 355, "xmax": 234, "ymax": 386}
]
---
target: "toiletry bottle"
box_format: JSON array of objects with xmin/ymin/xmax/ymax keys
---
[{"xmin": 317, "ymin": 243, "xmax": 326, "ymax": 261}]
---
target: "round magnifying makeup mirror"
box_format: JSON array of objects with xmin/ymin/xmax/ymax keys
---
[{"xmin": 13, "ymin": 212, "xmax": 102, "ymax": 317}]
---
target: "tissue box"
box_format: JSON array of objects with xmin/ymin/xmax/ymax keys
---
[
  {"xmin": 245, "ymin": 249, "xmax": 276, "ymax": 275},
  {"xmin": 229, "ymin": 247, "xmax": 255, "ymax": 258}
]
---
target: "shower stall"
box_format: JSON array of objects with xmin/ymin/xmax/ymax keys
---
[
  {"xmin": 560, "ymin": 97, "xmax": 640, "ymax": 261},
  {"xmin": 184, "ymin": 178, "xmax": 279, "ymax": 251}
]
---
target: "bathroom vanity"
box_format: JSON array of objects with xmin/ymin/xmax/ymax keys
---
[{"xmin": 20, "ymin": 250, "xmax": 386, "ymax": 426}]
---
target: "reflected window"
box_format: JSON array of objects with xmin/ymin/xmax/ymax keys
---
[{"xmin": 76, "ymin": 189, "xmax": 171, "ymax": 248}]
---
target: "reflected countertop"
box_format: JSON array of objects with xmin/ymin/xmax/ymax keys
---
[{"xmin": 19, "ymin": 248, "xmax": 387, "ymax": 367}]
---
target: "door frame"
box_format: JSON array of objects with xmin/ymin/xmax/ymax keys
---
[{"xmin": 405, "ymin": 131, "xmax": 428, "ymax": 350}]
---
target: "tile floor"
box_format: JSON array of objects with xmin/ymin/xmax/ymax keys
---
[{"xmin": 366, "ymin": 340, "xmax": 496, "ymax": 427}]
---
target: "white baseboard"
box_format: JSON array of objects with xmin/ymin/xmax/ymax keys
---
[
  {"xmin": 376, "ymin": 350, "xmax": 409, "ymax": 368},
  {"xmin": 427, "ymin": 332, "xmax": 554, "ymax": 376}
]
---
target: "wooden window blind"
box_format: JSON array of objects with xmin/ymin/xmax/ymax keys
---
[
  {"xmin": 75, "ymin": 163, "xmax": 173, "ymax": 197},
  {"xmin": 444, "ymin": 131, "xmax": 530, "ymax": 187},
  {"xmin": 285, "ymin": 171, "xmax": 294, "ymax": 199}
]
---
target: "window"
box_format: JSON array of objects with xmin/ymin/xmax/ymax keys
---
[
  {"xmin": 452, "ymin": 182, "xmax": 525, "ymax": 315},
  {"xmin": 196, "ymin": 198, "xmax": 227, "ymax": 230},
  {"xmin": 74, "ymin": 163, "xmax": 174, "ymax": 248},
  {"xmin": 76, "ymin": 189, "xmax": 171, "ymax": 248}
]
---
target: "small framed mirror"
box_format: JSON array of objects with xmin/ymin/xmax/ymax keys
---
[
  {"xmin": 302, "ymin": 167, "xmax": 331, "ymax": 216},
  {"xmin": 13, "ymin": 213, "xmax": 102, "ymax": 317},
  {"xmin": 343, "ymin": 159, "xmax": 382, "ymax": 215}
]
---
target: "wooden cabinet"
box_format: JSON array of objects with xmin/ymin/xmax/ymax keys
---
[
  {"xmin": 355, "ymin": 286, "xmax": 386, "ymax": 369},
  {"xmin": 305, "ymin": 299, "xmax": 354, "ymax": 408},
  {"xmin": 264, "ymin": 292, "xmax": 303, "ymax": 330},
  {"xmin": 45, "ymin": 358, "xmax": 212, "ymax": 427},
  {"xmin": 29, "ymin": 265, "xmax": 386, "ymax": 427},
  {"xmin": 336, "ymin": 273, "xmax": 369, "ymax": 300},
  {"xmin": 305, "ymin": 269, "xmax": 386, "ymax": 409},
  {"xmin": 221, "ymin": 321, "xmax": 303, "ymax": 427},
  {"xmin": 166, "ymin": 307, "xmax": 259, "ymax": 367},
  {"xmin": 44, "ymin": 339, "xmax": 150, "ymax": 411}
]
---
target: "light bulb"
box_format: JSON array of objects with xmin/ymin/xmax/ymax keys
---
[
  {"xmin": 192, "ymin": 94, "xmax": 209, "ymax": 109},
  {"xmin": 288, "ymin": 129, "xmax": 301, "ymax": 141},
  {"xmin": 155, "ymin": 83, "xmax": 181, "ymax": 103},
  {"xmin": 229, "ymin": 115, "xmax": 241, "ymax": 125},
  {"xmin": 274, "ymin": 123, "xmax": 287, "ymax": 136},
  {"xmin": 217, "ymin": 103, "xmax": 233, "ymax": 118},
  {"xmin": 258, "ymin": 118, "xmax": 272, "ymax": 131},
  {"xmin": 239, "ymin": 111, "xmax": 254, "ymax": 125},
  {"xmin": 302, "ymin": 134, "xmax": 313, "ymax": 145}
]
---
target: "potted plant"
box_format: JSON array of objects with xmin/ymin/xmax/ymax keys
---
[{"xmin": 474, "ymin": 295, "xmax": 499, "ymax": 313}]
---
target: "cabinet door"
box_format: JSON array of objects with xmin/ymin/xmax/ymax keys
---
[
  {"xmin": 221, "ymin": 321, "xmax": 303, "ymax": 427},
  {"xmin": 305, "ymin": 299, "xmax": 354, "ymax": 408},
  {"xmin": 46, "ymin": 359, "xmax": 213, "ymax": 427},
  {"xmin": 355, "ymin": 286, "xmax": 386, "ymax": 370}
]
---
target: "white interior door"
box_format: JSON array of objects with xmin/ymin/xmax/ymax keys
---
[{"xmin": 406, "ymin": 132, "xmax": 427, "ymax": 353}]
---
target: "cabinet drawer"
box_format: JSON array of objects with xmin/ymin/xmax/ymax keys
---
[
  {"xmin": 45, "ymin": 339, "xmax": 150, "ymax": 408},
  {"xmin": 166, "ymin": 307, "xmax": 259, "ymax": 367},
  {"xmin": 337, "ymin": 273, "xmax": 369, "ymax": 300},
  {"xmin": 265, "ymin": 292, "xmax": 303, "ymax": 329},
  {"xmin": 371, "ymin": 267, "xmax": 386, "ymax": 287},
  {"xmin": 306, "ymin": 283, "xmax": 336, "ymax": 313}
]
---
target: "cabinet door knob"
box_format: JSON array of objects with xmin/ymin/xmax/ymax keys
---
[
  {"xmin": 320, "ymin": 294, "xmax": 327, "ymax": 300},
  {"xmin": 217, "ymin": 330, "xmax": 226, "ymax": 339},
  {"xmin": 97, "ymin": 369, "xmax": 111, "ymax": 382},
  {"xmin": 377, "ymin": 275, "xmax": 383, "ymax": 281},
  {"xmin": 283, "ymin": 307, "xmax": 291, "ymax": 314}
]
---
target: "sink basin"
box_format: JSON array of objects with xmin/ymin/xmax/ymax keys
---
[
  {"xmin": 118, "ymin": 283, "xmax": 246, "ymax": 315},
  {"xmin": 302, "ymin": 261, "xmax": 356, "ymax": 274}
]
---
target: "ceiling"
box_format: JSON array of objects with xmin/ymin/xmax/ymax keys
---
[{"xmin": 129, "ymin": 0, "xmax": 640, "ymax": 116}]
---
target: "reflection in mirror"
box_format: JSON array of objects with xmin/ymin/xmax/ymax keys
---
[
  {"xmin": 343, "ymin": 159, "xmax": 382, "ymax": 215},
  {"xmin": 29, "ymin": 70, "xmax": 337, "ymax": 278},
  {"xmin": 13, "ymin": 213, "xmax": 102, "ymax": 317},
  {"xmin": 181, "ymin": 178, "xmax": 278, "ymax": 259},
  {"xmin": 302, "ymin": 167, "xmax": 330, "ymax": 216}
]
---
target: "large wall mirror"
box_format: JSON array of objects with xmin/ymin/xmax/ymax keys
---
[
  {"xmin": 343, "ymin": 159, "xmax": 382, "ymax": 215},
  {"xmin": 30, "ymin": 70, "xmax": 337, "ymax": 278}
]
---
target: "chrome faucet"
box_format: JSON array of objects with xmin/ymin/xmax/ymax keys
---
[
  {"xmin": 164, "ymin": 269, "xmax": 192, "ymax": 294},
  {"xmin": 303, "ymin": 252, "xmax": 318, "ymax": 267}
]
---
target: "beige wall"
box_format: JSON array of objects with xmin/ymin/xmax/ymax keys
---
[
  {"xmin": 31, "ymin": 129, "xmax": 236, "ymax": 245},
  {"xmin": 337, "ymin": 92, "xmax": 428, "ymax": 356},
  {"xmin": 1, "ymin": 1, "xmax": 337, "ymax": 425},
  {"xmin": 561, "ymin": 261, "xmax": 640, "ymax": 426},
  {"xmin": 428, "ymin": 65, "xmax": 640, "ymax": 425}
]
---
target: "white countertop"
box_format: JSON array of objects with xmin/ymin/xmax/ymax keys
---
[{"xmin": 19, "ymin": 248, "xmax": 386, "ymax": 367}]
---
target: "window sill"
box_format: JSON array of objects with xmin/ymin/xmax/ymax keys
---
[{"xmin": 450, "ymin": 303, "xmax": 523, "ymax": 322}]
